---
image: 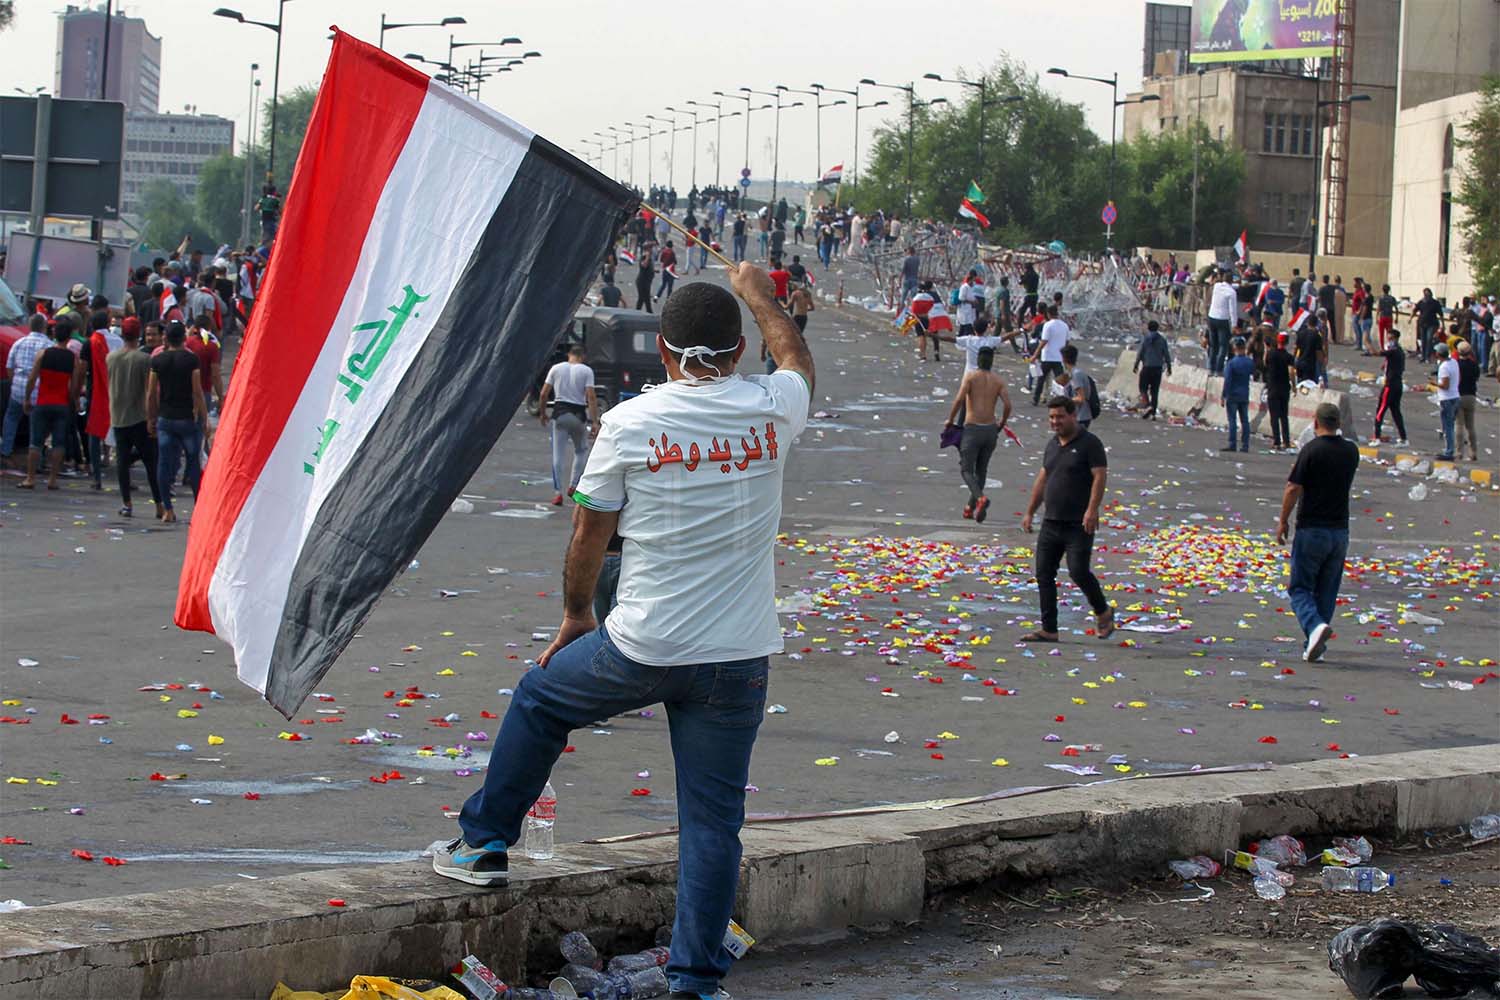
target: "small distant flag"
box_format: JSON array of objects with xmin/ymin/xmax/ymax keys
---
[
  {"xmin": 820, "ymin": 163, "xmax": 843, "ymax": 185},
  {"xmin": 1255, "ymin": 281, "xmax": 1270, "ymax": 306},
  {"xmin": 1288, "ymin": 307, "xmax": 1310, "ymax": 332},
  {"xmin": 618, "ymin": 248, "xmax": 637, "ymax": 266},
  {"xmin": 958, "ymin": 198, "xmax": 990, "ymax": 229},
  {"xmin": 1234, "ymin": 230, "xmax": 1248, "ymax": 262},
  {"xmin": 965, "ymin": 180, "xmax": 986, "ymax": 205}
]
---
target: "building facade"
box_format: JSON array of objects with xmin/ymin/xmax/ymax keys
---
[
  {"xmin": 1123, "ymin": 0, "xmax": 1399, "ymax": 259},
  {"xmin": 54, "ymin": 3, "xmax": 161, "ymax": 113},
  {"xmin": 120, "ymin": 113, "xmax": 235, "ymax": 221},
  {"xmin": 1386, "ymin": 0, "xmax": 1500, "ymax": 300}
]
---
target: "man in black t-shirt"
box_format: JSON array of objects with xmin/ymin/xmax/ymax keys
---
[
  {"xmin": 147, "ymin": 321, "xmax": 208, "ymax": 522},
  {"xmin": 1263, "ymin": 332, "xmax": 1296, "ymax": 449},
  {"xmin": 1372, "ymin": 332, "xmax": 1407, "ymax": 445},
  {"xmin": 1277, "ymin": 402, "xmax": 1359, "ymax": 663},
  {"xmin": 1413, "ymin": 288, "xmax": 1443, "ymax": 362},
  {"xmin": 1294, "ymin": 320, "xmax": 1324, "ymax": 384},
  {"xmin": 1020, "ymin": 396, "xmax": 1113, "ymax": 643}
]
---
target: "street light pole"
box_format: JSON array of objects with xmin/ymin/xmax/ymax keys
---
[
  {"xmin": 861, "ymin": 79, "xmax": 935, "ymax": 218},
  {"xmin": 715, "ymin": 90, "xmax": 753, "ymax": 194},
  {"xmin": 241, "ymin": 64, "xmax": 260, "ymax": 247},
  {"xmin": 687, "ymin": 99, "xmax": 719, "ymax": 187},
  {"xmin": 1191, "ymin": 66, "xmax": 1204, "ymax": 250},
  {"xmin": 1047, "ymin": 67, "xmax": 1156, "ymax": 245},
  {"xmin": 1310, "ymin": 90, "xmax": 1371, "ymax": 277},
  {"xmin": 215, "ymin": 3, "xmax": 289, "ymax": 183},
  {"xmin": 379, "ymin": 14, "xmax": 465, "ymax": 52}
]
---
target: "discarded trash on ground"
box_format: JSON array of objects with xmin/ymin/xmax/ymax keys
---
[{"xmin": 1327, "ymin": 918, "xmax": 1500, "ymax": 999}]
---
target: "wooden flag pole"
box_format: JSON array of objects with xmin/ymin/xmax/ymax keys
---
[{"xmin": 646, "ymin": 207, "xmax": 739, "ymax": 271}]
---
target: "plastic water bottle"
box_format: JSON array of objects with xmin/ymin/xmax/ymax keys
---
[
  {"xmin": 525, "ymin": 780, "xmax": 557, "ymax": 860},
  {"xmin": 1321, "ymin": 866, "xmax": 1395, "ymax": 893},
  {"xmin": 1468, "ymin": 814, "xmax": 1500, "ymax": 841},
  {"xmin": 559, "ymin": 931, "xmax": 600, "ymax": 969},
  {"xmin": 1168, "ymin": 856, "xmax": 1222, "ymax": 880},
  {"xmin": 1251, "ymin": 834, "xmax": 1307, "ymax": 868},
  {"xmin": 1252, "ymin": 875, "xmax": 1287, "ymax": 901},
  {"xmin": 597, "ymin": 967, "xmax": 669, "ymax": 999},
  {"xmin": 606, "ymin": 946, "xmax": 671, "ymax": 973}
]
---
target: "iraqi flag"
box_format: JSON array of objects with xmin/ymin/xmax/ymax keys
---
[
  {"xmin": 174, "ymin": 31, "xmax": 636, "ymax": 716},
  {"xmin": 958, "ymin": 198, "xmax": 990, "ymax": 229},
  {"xmin": 1234, "ymin": 230, "xmax": 1248, "ymax": 262},
  {"xmin": 1287, "ymin": 307, "xmax": 1311, "ymax": 332},
  {"xmin": 926, "ymin": 299, "xmax": 955, "ymax": 333},
  {"xmin": 1255, "ymin": 280, "xmax": 1270, "ymax": 307},
  {"xmin": 820, "ymin": 163, "xmax": 843, "ymax": 185},
  {"xmin": 617, "ymin": 248, "xmax": 637, "ymax": 266}
]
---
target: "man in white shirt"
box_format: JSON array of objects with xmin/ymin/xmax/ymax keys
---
[
  {"xmin": 1029, "ymin": 304, "xmax": 1070, "ymax": 405},
  {"xmin": 1206, "ymin": 270, "xmax": 1238, "ymax": 375},
  {"xmin": 434, "ymin": 265, "xmax": 813, "ymax": 1000},
  {"xmin": 1431, "ymin": 342, "xmax": 1460, "ymax": 460},
  {"xmin": 953, "ymin": 316, "xmax": 1004, "ymax": 373},
  {"xmin": 538, "ymin": 344, "xmax": 599, "ymax": 506},
  {"xmin": 956, "ymin": 269, "xmax": 980, "ymax": 336}
]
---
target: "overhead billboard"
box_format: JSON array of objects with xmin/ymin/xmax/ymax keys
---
[{"xmin": 1189, "ymin": 0, "xmax": 1338, "ymax": 64}]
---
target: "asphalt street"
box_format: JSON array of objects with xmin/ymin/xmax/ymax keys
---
[{"xmin": 1, "ymin": 250, "xmax": 1496, "ymax": 906}]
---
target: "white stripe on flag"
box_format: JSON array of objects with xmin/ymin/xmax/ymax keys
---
[{"xmin": 208, "ymin": 83, "xmax": 534, "ymax": 693}]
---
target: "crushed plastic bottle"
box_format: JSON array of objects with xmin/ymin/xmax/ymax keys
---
[
  {"xmin": 606, "ymin": 946, "xmax": 671, "ymax": 973},
  {"xmin": 559, "ymin": 931, "xmax": 601, "ymax": 970},
  {"xmin": 1321, "ymin": 835, "xmax": 1374, "ymax": 866},
  {"xmin": 449, "ymin": 498, "xmax": 475, "ymax": 514},
  {"xmin": 525, "ymin": 780, "xmax": 557, "ymax": 861},
  {"xmin": 555, "ymin": 967, "xmax": 669, "ymax": 1000},
  {"xmin": 1228, "ymin": 850, "xmax": 1294, "ymax": 885},
  {"xmin": 1250, "ymin": 834, "xmax": 1307, "ymax": 868},
  {"xmin": 1252, "ymin": 876, "xmax": 1287, "ymax": 900},
  {"xmin": 1468, "ymin": 814, "xmax": 1500, "ymax": 841},
  {"xmin": 1408, "ymin": 482, "xmax": 1428, "ymax": 501},
  {"xmin": 1168, "ymin": 856, "xmax": 1223, "ymax": 880},
  {"xmin": 1321, "ymin": 865, "xmax": 1395, "ymax": 893}
]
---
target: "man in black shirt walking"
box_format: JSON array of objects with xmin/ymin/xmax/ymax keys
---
[
  {"xmin": 1413, "ymin": 288, "xmax": 1443, "ymax": 362},
  {"xmin": 1372, "ymin": 331, "xmax": 1407, "ymax": 445},
  {"xmin": 1263, "ymin": 332, "xmax": 1296, "ymax": 450},
  {"xmin": 1276, "ymin": 402, "xmax": 1359, "ymax": 662},
  {"xmin": 1020, "ymin": 396, "xmax": 1114, "ymax": 643}
]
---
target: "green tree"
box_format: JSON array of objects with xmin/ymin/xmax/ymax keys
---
[
  {"xmin": 1110, "ymin": 124, "xmax": 1246, "ymax": 250},
  {"xmin": 261, "ymin": 85, "xmax": 318, "ymax": 195},
  {"xmin": 1453, "ymin": 75, "xmax": 1499, "ymax": 295},
  {"xmin": 196, "ymin": 149, "xmax": 264, "ymax": 247},
  {"xmin": 139, "ymin": 180, "xmax": 202, "ymax": 252}
]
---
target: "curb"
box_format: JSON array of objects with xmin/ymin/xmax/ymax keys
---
[{"xmin": 2, "ymin": 745, "xmax": 1497, "ymax": 999}]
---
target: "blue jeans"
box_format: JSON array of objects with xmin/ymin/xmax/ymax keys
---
[
  {"xmin": 1353, "ymin": 316, "xmax": 1371, "ymax": 352},
  {"xmin": 156, "ymin": 417, "xmax": 202, "ymax": 510},
  {"xmin": 1206, "ymin": 318, "xmax": 1231, "ymax": 374},
  {"xmin": 458, "ymin": 626, "xmax": 768, "ymax": 995},
  {"xmin": 2, "ymin": 396, "xmax": 25, "ymax": 458},
  {"xmin": 1438, "ymin": 396, "xmax": 1459, "ymax": 457},
  {"xmin": 1225, "ymin": 399, "xmax": 1249, "ymax": 449},
  {"xmin": 732, "ymin": 234, "xmax": 746, "ymax": 262},
  {"xmin": 1288, "ymin": 525, "xmax": 1348, "ymax": 639},
  {"xmin": 757, "ymin": 231, "xmax": 769, "ymax": 258}
]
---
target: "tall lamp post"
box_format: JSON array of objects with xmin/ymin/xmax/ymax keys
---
[
  {"xmin": 378, "ymin": 14, "xmax": 464, "ymax": 51},
  {"xmin": 240, "ymin": 63, "xmax": 261, "ymax": 247},
  {"xmin": 647, "ymin": 112, "xmax": 676, "ymax": 194},
  {"xmin": 740, "ymin": 87, "xmax": 782, "ymax": 201},
  {"xmin": 1046, "ymin": 67, "xmax": 1158, "ymax": 238},
  {"xmin": 686, "ymin": 99, "xmax": 721, "ymax": 187},
  {"xmin": 767, "ymin": 89, "xmax": 806, "ymax": 205},
  {"xmin": 715, "ymin": 90, "xmax": 754, "ymax": 193},
  {"xmin": 780, "ymin": 86, "xmax": 843, "ymax": 186},
  {"xmin": 214, "ymin": 2, "xmax": 290, "ymax": 184},
  {"xmin": 1310, "ymin": 91, "xmax": 1370, "ymax": 276},
  {"xmin": 860, "ymin": 79, "xmax": 944, "ymax": 218},
  {"xmin": 579, "ymin": 138, "xmax": 603, "ymax": 169},
  {"xmin": 922, "ymin": 72, "xmax": 1021, "ymax": 186},
  {"xmin": 594, "ymin": 129, "xmax": 618, "ymax": 179},
  {"xmin": 1191, "ymin": 66, "xmax": 1205, "ymax": 250},
  {"xmin": 672, "ymin": 105, "xmax": 699, "ymax": 190}
]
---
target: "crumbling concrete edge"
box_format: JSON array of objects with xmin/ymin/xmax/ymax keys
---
[{"xmin": 2, "ymin": 744, "xmax": 1496, "ymax": 999}]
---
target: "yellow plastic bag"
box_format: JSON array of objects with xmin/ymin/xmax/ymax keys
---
[{"xmin": 269, "ymin": 977, "xmax": 465, "ymax": 1000}]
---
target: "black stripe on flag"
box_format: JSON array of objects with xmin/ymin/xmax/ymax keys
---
[{"xmin": 265, "ymin": 136, "xmax": 635, "ymax": 715}]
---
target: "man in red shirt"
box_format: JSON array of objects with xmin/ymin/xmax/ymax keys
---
[
  {"xmin": 185, "ymin": 319, "xmax": 223, "ymax": 411},
  {"xmin": 767, "ymin": 257, "xmax": 791, "ymax": 306},
  {"xmin": 655, "ymin": 240, "xmax": 679, "ymax": 302}
]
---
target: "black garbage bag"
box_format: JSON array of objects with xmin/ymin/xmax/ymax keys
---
[
  {"xmin": 1328, "ymin": 918, "xmax": 1499, "ymax": 999},
  {"xmin": 1410, "ymin": 923, "xmax": 1500, "ymax": 998}
]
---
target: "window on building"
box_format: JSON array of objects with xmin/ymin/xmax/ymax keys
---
[
  {"xmin": 1442, "ymin": 124, "xmax": 1454, "ymax": 171},
  {"xmin": 1274, "ymin": 113, "xmax": 1286, "ymax": 153},
  {"xmin": 1288, "ymin": 114, "xmax": 1300, "ymax": 155},
  {"xmin": 1263, "ymin": 112, "xmax": 1274, "ymax": 152},
  {"xmin": 1301, "ymin": 115, "xmax": 1313, "ymax": 156},
  {"xmin": 1439, "ymin": 192, "xmax": 1452, "ymax": 275}
]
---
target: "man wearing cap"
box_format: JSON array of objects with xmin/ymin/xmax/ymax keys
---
[
  {"xmin": 433, "ymin": 264, "xmax": 812, "ymax": 1000},
  {"xmin": 1431, "ymin": 342, "xmax": 1460, "ymax": 461},
  {"xmin": 1277, "ymin": 402, "xmax": 1359, "ymax": 663},
  {"xmin": 1264, "ymin": 331, "xmax": 1296, "ymax": 450},
  {"xmin": 1220, "ymin": 336, "xmax": 1256, "ymax": 452}
]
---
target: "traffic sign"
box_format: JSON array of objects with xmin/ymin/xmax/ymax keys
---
[
  {"xmin": 739, "ymin": 177, "xmax": 751, "ymax": 188},
  {"xmin": 740, "ymin": 167, "xmax": 752, "ymax": 178},
  {"xmin": 1100, "ymin": 201, "xmax": 1118, "ymax": 226}
]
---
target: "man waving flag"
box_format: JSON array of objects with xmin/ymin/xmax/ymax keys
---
[{"xmin": 175, "ymin": 31, "xmax": 636, "ymax": 716}]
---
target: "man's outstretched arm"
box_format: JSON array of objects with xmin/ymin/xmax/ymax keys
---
[{"xmin": 733, "ymin": 263, "xmax": 814, "ymax": 392}]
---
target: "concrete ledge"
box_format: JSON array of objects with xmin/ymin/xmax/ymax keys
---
[{"xmin": 2, "ymin": 745, "xmax": 1496, "ymax": 999}]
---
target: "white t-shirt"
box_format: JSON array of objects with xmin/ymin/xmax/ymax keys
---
[
  {"xmin": 1209, "ymin": 281, "xmax": 1238, "ymax": 321},
  {"xmin": 1435, "ymin": 358, "xmax": 1461, "ymax": 401},
  {"xmin": 957, "ymin": 281, "xmax": 979, "ymax": 326},
  {"xmin": 573, "ymin": 370, "xmax": 812, "ymax": 666},
  {"xmin": 545, "ymin": 361, "xmax": 595, "ymax": 407},
  {"xmin": 1040, "ymin": 318, "xmax": 1070, "ymax": 363},
  {"xmin": 954, "ymin": 333, "xmax": 1003, "ymax": 372}
]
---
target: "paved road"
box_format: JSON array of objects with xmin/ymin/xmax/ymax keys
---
[{"xmin": 1, "ymin": 250, "xmax": 1496, "ymax": 905}]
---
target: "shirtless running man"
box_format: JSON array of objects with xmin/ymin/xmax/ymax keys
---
[{"xmin": 944, "ymin": 346, "xmax": 1012, "ymax": 522}]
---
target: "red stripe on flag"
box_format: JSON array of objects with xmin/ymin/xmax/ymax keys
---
[{"xmin": 174, "ymin": 31, "xmax": 430, "ymax": 632}]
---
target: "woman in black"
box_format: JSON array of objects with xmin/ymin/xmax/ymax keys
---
[
  {"xmin": 1372, "ymin": 333, "xmax": 1407, "ymax": 445},
  {"xmin": 1455, "ymin": 342, "xmax": 1480, "ymax": 461}
]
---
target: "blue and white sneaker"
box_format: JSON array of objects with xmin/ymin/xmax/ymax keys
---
[
  {"xmin": 431, "ymin": 836, "xmax": 508, "ymax": 886},
  {"xmin": 668, "ymin": 991, "xmax": 732, "ymax": 999}
]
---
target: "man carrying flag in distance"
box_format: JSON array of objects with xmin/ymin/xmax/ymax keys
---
[
  {"xmin": 439, "ymin": 265, "xmax": 813, "ymax": 1000},
  {"xmin": 174, "ymin": 32, "xmax": 814, "ymax": 1000}
]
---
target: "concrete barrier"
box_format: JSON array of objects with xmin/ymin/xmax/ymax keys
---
[
  {"xmin": 1158, "ymin": 365, "xmax": 1209, "ymax": 418},
  {"xmin": 3, "ymin": 745, "xmax": 1495, "ymax": 998},
  {"xmin": 1103, "ymin": 347, "xmax": 1138, "ymax": 401}
]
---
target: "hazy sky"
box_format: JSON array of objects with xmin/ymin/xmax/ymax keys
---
[{"xmin": 9, "ymin": 0, "xmax": 1163, "ymax": 189}]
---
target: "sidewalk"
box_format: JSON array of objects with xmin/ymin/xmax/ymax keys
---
[{"xmin": 3, "ymin": 745, "xmax": 1496, "ymax": 998}]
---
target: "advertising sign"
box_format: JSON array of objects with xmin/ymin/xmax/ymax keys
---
[{"xmin": 1189, "ymin": 0, "xmax": 1337, "ymax": 64}]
